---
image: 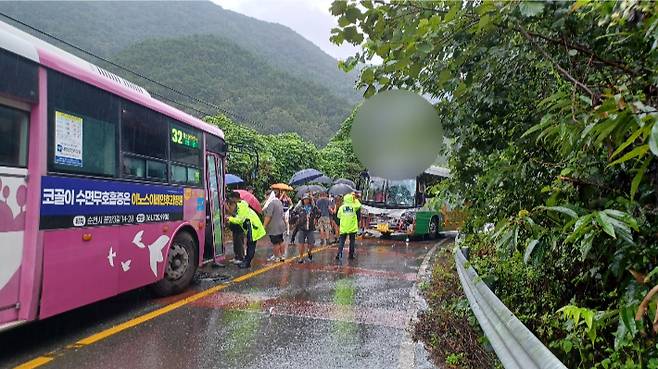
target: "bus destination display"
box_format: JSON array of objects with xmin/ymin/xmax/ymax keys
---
[{"xmin": 171, "ymin": 127, "xmax": 199, "ymax": 149}]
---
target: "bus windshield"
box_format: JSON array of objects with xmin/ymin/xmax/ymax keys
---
[
  {"xmin": 365, "ymin": 177, "xmax": 386, "ymax": 203},
  {"xmin": 386, "ymin": 179, "xmax": 416, "ymax": 207}
]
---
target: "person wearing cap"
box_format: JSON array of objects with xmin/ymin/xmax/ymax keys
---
[
  {"xmin": 292, "ymin": 194, "xmax": 320, "ymax": 263},
  {"xmin": 226, "ymin": 191, "xmax": 266, "ymax": 269},
  {"xmin": 336, "ymin": 192, "xmax": 361, "ymax": 260}
]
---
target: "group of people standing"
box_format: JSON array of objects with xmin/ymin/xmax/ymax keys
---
[{"xmin": 224, "ymin": 188, "xmax": 362, "ymax": 269}]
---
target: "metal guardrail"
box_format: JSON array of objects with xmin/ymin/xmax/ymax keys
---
[{"xmin": 455, "ymin": 248, "xmax": 568, "ymax": 369}]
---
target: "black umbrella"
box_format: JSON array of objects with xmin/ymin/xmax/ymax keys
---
[
  {"xmin": 329, "ymin": 183, "xmax": 354, "ymax": 196},
  {"xmin": 311, "ymin": 175, "xmax": 332, "ymax": 184},
  {"xmin": 296, "ymin": 184, "xmax": 326, "ymax": 197},
  {"xmin": 334, "ymin": 178, "xmax": 356, "ymax": 189},
  {"xmin": 289, "ymin": 168, "xmax": 324, "ymax": 186}
]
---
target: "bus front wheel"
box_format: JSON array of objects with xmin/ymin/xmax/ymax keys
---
[{"xmin": 152, "ymin": 231, "xmax": 198, "ymax": 296}]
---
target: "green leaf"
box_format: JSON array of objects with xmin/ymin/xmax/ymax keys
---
[
  {"xmin": 611, "ymin": 125, "xmax": 647, "ymax": 159},
  {"xmin": 609, "ymin": 144, "xmax": 649, "ymax": 166},
  {"xmin": 344, "ymin": 6, "xmax": 362, "ymax": 23},
  {"xmin": 330, "ymin": 0, "xmax": 347, "ymax": 16},
  {"xmin": 361, "ymin": 68, "xmax": 375, "ymax": 84},
  {"xmin": 631, "ymin": 156, "xmax": 651, "ymax": 200},
  {"xmin": 603, "ymin": 209, "xmax": 639, "ymax": 231},
  {"xmin": 562, "ymin": 340, "xmax": 573, "ymax": 353},
  {"xmin": 579, "ymin": 232, "xmax": 594, "ymax": 259},
  {"xmin": 650, "ymin": 122, "xmax": 658, "ymax": 156},
  {"xmin": 364, "ymin": 84, "xmax": 376, "ymax": 98},
  {"xmin": 438, "ymin": 69, "xmax": 451, "ymax": 86},
  {"xmin": 581, "ymin": 309, "xmax": 594, "ymax": 330},
  {"xmin": 445, "ymin": 3, "xmax": 460, "ymax": 22},
  {"xmin": 540, "ymin": 206, "xmax": 578, "ymax": 219},
  {"xmin": 524, "ymin": 239, "xmax": 539, "ymax": 264},
  {"xmin": 596, "ymin": 211, "xmax": 616, "ymax": 239},
  {"xmin": 518, "ymin": 1, "xmax": 545, "ymax": 17},
  {"xmin": 620, "ymin": 305, "xmax": 639, "ymax": 337},
  {"xmin": 338, "ymin": 16, "xmax": 351, "ymax": 27},
  {"xmin": 477, "ymin": 14, "xmax": 491, "ymax": 32}
]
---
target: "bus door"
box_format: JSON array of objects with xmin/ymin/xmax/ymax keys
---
[
  {"xmin": 0, "ymin": 103, "xmax": 29, "ymax": 324},
  {"xmin": 205, "ymin": 153, "xmax": 224, "ymax": 260}
]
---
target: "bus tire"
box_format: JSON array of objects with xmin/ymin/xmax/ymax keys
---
[
  {"xmin": 151, "ymin": 231, "xmax": 198, "ymax": 296},
  {"xmin": 429, "ymin": 217, "xmax": 440, "ymax": 239}
]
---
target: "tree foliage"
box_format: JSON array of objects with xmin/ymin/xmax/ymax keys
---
[
  {"xmin": 207, "ymin": 109, "xmax": 363, "ymax": 198},
  {"xmin": 331, "ymin": 0, "xmax": 658, "ymax": 367}
]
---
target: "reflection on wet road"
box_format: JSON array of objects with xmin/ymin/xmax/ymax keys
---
[{"xmin": 1, "ymin": 237, "xmax": 443, "ymax": 369}]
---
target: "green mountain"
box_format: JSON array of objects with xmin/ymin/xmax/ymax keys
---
[
  {"xmin": 114, "ymin": 35, "xmax": 350, "ymax": 144},
  {"xmin": 0, "ymin": 1, "xmax": 359, "ymax": 144}
]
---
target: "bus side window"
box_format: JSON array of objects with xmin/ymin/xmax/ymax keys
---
[
  {"xmin": 48, "ymin": 71, "xmax": 118, "ymax": 177},
  {"xmin": 0, "ymin": 105, "xmax": 29, "ymax": 168}
]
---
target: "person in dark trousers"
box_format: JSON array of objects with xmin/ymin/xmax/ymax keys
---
[
  {"xmin": 336, "ymin": 193, "xmax": 361, "ymax": 261},
  {"xmin": 293, "ymin": 194, "xmax": 320, "ymax": 263},
  {"xmin": 289, "ymin": 198, "xmax": 301, "ymax": 244},
  {"xmin": 226, "ymin": 191, "xmax": 266, "ymax": 269},
  {"xmin": 229, "ymin": 221, "xmax": 245, "ymax": 264}
]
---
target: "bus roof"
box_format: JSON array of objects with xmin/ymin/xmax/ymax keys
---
[
  {"xmin": 0, "ymin": 20, "xmax": 224, "ymax": 139},
  {"xmin": 424, "ymin": 165, "xmax": 450, "ymax": 178}
]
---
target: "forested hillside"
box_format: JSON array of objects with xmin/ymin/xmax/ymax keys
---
[
  {"xmin": 0, "ymin": 1, "xmax": 358, "ymax": 144},
  {"xmin": 114, "ymin": 35, "xmax": 350, "ymax": 144}
]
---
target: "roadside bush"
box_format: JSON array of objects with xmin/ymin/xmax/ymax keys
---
[{"xmin": 413, "ymin": 249, "xmax": 498, "ymax": 369}]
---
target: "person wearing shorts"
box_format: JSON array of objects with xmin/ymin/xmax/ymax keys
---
[
  {"xmin": 263, "ymin": 190, "xmax": 287, "ymax": 262},
  {"xmin": 293, "ymin": 194, "xmax": 320, "ymax": 263},
  {"xmin": 315, "ymin": 192, "xmax": 334, "ymax": 245}
]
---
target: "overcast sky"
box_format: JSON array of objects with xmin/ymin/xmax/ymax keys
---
[{"xmin": 211, "ymin": 0, "xmax": 360, "ymax": 60}]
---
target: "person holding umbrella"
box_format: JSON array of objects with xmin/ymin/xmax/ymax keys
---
[
  {"xmin": 336, "ymin": 192, "xmax": 361, "ymax": 261},
  {"xmin": 292, "ymin": 193, "xmax": 320, "ymax": 263},
  {"xmin": 226, "ymin": 191, "xmax": 266, "ymax": 269}
]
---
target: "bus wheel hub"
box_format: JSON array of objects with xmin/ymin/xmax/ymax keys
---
[{"xmin": 166, "ymin": 243, "xmax": 189, "ymax": 280}]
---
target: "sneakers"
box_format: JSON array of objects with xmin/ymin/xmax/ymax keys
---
[
  {"xmin": 238, "ymin": 262, "xmax": 251, "ymax": 269},
  {"xmin": 297, "ymin": 258, "xmax": 304, "ymax": 264},
  {"xmin": 231, "ymin": 259, "xmax": 243, "ymax": 265},
  {"xmin": 267, "ymin": 255, "xmax": 278, "ymax": 262},
  {"xmin": 278, "ymin": 257, "xmax": 286, "ymax": 262},
  {"xmin": 307, "ymin": 250, "xmax": 313, "ymax": 260}
]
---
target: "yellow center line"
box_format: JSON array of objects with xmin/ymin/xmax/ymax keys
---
[{"xmin": 14, "ymin": 246, "xmax": 331, "ymax": 369}]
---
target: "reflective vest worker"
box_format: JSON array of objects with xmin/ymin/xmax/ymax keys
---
[
  {"xmin": 227, "ymin": 191, "xmax": 265, "ymax": 269},
  {"xmin": 336, "ymin": 193, "xmax": 361, "ymax": 261}
]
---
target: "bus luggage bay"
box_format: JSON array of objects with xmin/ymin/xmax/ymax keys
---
[{"xmin": 0, "ymin": 20, "xmax": 227, "ymax": 331}]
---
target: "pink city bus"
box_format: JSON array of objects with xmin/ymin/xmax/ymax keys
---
[{"xmin": 0, "ymin": 21, "xmax": 227, "ymax": 332}]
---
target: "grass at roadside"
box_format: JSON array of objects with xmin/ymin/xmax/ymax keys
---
[{"xmin": 413, "ymin": 248, "xmax": 498, "ymax": 369}]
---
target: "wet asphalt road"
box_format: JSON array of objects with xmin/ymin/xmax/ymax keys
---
[{"xmin": 1, "ymin": 236, "xmax": 445, "ymax": 369}]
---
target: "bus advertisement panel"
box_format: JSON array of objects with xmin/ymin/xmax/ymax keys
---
[{"xmin": 40, "ymin": 176, "xmax": 185, "ymax": 229}]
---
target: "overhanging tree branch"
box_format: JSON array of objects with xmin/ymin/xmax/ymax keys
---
[{"xmin": 518, "ymin": 24, "xmax": 599, "ymax": 105}]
